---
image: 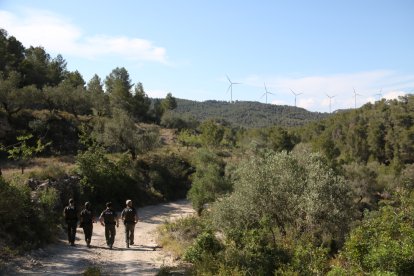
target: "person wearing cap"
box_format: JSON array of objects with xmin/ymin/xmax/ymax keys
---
[
  {"xmin": 80, "ymin": 201, "xmax": 95, "ymax": 248},
  {"xmin": 99, "ymin": 202, "xmax": 119, "ymax": 249},
  {"xmin": 63, "ymin": 198, "xmax": 78, "ymax": 246},
  {"xmin": 121, "ymin": 199, "xmax": 138, "ymax": 248}
]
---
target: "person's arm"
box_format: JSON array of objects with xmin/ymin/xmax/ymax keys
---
[
  {"xmin": 134, "ymin": 208, "xmax": 138, "ymax": 223},
  {"xmin": 116, "ymin": 212, "xmax": 120, "ymax": 227},
  {"xmin": 99, "ymin": 213, "xmax": 104, "ymax": 226}
]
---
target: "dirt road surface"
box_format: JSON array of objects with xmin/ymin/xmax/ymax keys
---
[{"xmin": 7, "ymin": 200, "xmax": 194, "ymax": 275}]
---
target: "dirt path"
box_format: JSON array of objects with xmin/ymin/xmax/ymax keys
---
[{"xmin": 10, "ymin": 200, "xmax": 194, "ymax": 275}]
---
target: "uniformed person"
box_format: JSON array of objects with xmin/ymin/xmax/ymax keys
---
[
  {"xmin": 80, "ymin": 201, "xmax": 95, "ymax": 248},
  {"xmin": 63, "ymin": 198, "xmax": 78, "ymax": 246},
  {"xmin": 121, "ymin": 199, "xmax": 138, "ymax": 248},
  {"xmin": 99, "ymin": 202, "xmax": 119, "ymax": 249}
]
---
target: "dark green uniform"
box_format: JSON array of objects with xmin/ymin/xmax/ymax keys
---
[
  {"xmin": 121, "ymin": 206, "xmax": 137, "ymax": 247},
  {"xmin": 80, "ymin": 208, "xmax": 94, "ymax": 247},
  {"xmin": 63, "ymin": 205, "xmax": 78, "ymax": 246},
  {"xmin": 100, "ymin": 208, "xmax": 117, "ymax": 248}
]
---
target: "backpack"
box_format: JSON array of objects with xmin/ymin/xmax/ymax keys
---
[
  {"xmin": 64, "ymin": 206, "xmax": 77, "ymax": 222},
  {"xmin": 102, "ymin": 209, "xmax": 116, "ymax": 225},
  {"xmin": 80, "ymin": 209, "xmax": 93, "ymax": 224},
  {"xmin": 123, "ymin": 207, "xmax": 136, "ymax": 223}
]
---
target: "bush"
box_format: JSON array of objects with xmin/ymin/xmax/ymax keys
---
[
  {"xmin": 187, "ymin": 149, "xmax": 231, "ymax": 214},
  {"xmin": 157, "ymin": 215, "xmax": 206, "ymax": 258},
  {"xmin": 0, "ymin": 176, "xmax": 59, "ymax": 250},
  {"xmin": 212, "ymin": 150, "xmax": 354, "ymax": 244},
  {"xmin": 28, "ymin": 164, "xmax": 67, "ymax": 180},
  {"xmin": 183, "ymin": 231, "xmax": 222, "ymax": 263},
  {"xmin": 332, "ymin": 190, "xmax": 414, "ymax": 275}
]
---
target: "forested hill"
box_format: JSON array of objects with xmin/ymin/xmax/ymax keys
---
[{"xmin": 171, "ymin": 99, "xmax": 329, "ymax": 128}]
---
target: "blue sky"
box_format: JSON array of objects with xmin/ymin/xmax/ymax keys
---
[{"xmin": 1, "ymin": 0, "xmax": 413, "ymax": 112}]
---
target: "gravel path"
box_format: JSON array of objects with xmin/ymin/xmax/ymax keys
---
[{"xmin": 6, "ymin": 200, "xmax": 194, "ymax": 275}]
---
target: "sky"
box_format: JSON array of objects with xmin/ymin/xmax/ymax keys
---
[{"xmin": 1, "ymin": 0, "xmax": 413, "ymax": 113}]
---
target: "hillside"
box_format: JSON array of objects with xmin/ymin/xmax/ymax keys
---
[{"xmin": 171, "ymin": 99, "xmax": 329, "ymax": 128}]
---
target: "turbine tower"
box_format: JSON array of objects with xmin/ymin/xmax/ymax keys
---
[
  {"xmin": 226, "ymin": 75, "xmax": 240, "ymax": 103},
  {"xmin": 374, "ymin": 89, "xmax": 383, "ymax": 101},
  {"xmin": 326, "ymin": 94, "xmax": 335, "ymax": 113},
  {"xmin": 290, "ymin": 88, "xmax": 302, "ymax": 107},
  {"xmin": 353, "ymin": 88, "xmax": 363, "ymax": 108},
  {"xmin": 261, "ymin": 82, "xmax": 274, "ymax": 104}
]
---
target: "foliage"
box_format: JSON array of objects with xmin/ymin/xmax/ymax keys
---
[
  {"xmin": 160, "ymin": 111, "xmax": 199, "ymax": 131},
  {"xmin": 183, "ymin": 231, "xmax": 222, "ymax": 263},
  {"xmin": 0, "ymin": 177, "xmax": 59, "ymax": 250},
  {"xmin": 161, "ymin": 93, "xmax": 178, "ymax": 111},
  {"xmin": 76, "ymin": 144, "xmax": 139, "ymax": 206},
  {"xmin": 140, "ymin": 152, "xmax": 193, "ymax": 200},
  {"xmin": 212, "ymin": 150, "xmax": 354, "ymax": 244},
  {"xmin": 157, "ymin": 215, "xmax": 206, "ymax": 258},
  {"xmin": 1, "ymin": 134, "xmax": 50, "ymax": 173},
  {"xmin": 332, "ymin": 190, "xmax": 414, "ymax": 275},
  {"xmin": 177, "ymin": 129, "xmax": 202, "ymax": 148},
  {"xmin": 172, "ymin": 99, "xmax": 329, "ymax": 128},
  {"xmin": 94, "ymin": 109, "xmax": 160, "ymax": 159},
  {"xmin": 83, "ymin": 267, "xmax": 102, "ymax": 276},
  {"xmin": 300, "ymin": 96, "xmax": 414, "ymax": 166},
  {"xmin": 187, "ymin": 149, "xmax": 231, "ymax": 214},
  {"xmin": 276, "ymin": 242, "xmax": 330, "ymax": 275}
]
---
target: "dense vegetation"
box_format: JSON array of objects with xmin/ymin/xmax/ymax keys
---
[
  {"xmin": 1, "ymin": 29, "xmax": 414, "ymax": 275},
  {"xmin": 172, "ymin": 98, "xmax": 329, "ymax": 128}
]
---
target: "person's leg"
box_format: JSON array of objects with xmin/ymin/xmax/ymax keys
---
[
  {"xmin": 105, "ymin": 226, "xmax": 110, "ymax": 246},
  {"xmin": 109, "ymin": 225, "xmax": 116, "ymax": 248},
  {"xmin": 66, "ymin": 224, "xmax": 71, "ymax": 244},
  {"xmin": 84, "ymin": 225, "xmax": 92, "ymax": 246},
  {"xmin": 124, "ymin": 224, "xmax": 130, "ymax": 248},
  {"xmin": 70, "ymin": 223, "xmax": 77, "ymax": 245},
  {"xmin": 129, "ymin": 224, "xmax": 135, "ymax": 245}
]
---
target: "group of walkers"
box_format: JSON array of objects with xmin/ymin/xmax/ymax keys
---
[{"xmin": 63, "ymin": 199, "xmax": 138, "ymax": 249}]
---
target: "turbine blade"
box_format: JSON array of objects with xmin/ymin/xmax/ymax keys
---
[{"xmin": 226, "ymin": 75, "xmax": 231, "ymax": 83}]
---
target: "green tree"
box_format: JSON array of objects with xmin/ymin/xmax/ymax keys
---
[
  {"xmin": 131, "ymin": 82, "xmax": 151, "ymax": 121},
  {"xmin": 104, "ymin": 67, "xmax": 133, "ymax": 94},
  {"xmin": 212, "ymin": 150, "xmax": 353, "ymax": 243},
  {"xmin": 333, "ymin": 190, "xmax": 414, "ymax": 275},
  {"xmin": 187, "ymin": 149, "xmax": 231, "ymax": 214},
  {"xmin": 61, "ymin": 70, "xmax": 85, "ymax": 88},
  {"xmin": 1, "ymin": 134, "xmax": 50, "ymax": 174},
  {"xmin": 87, "ymin": 74, "xmax": 109, "ymax": 116},
  {"xmin": 0, "ymin": 71, "xmax": 40, "ymax": 122},
  {"xmin": 96, "ymin": 109, "xmax": 159, "ymax": 159},
  {"xmin": 161, "ymin": 92, "xmax": 177, "ymax": 111},
  {"xmin": 199, "ymin": 119, "xmax": 225, "ymax": 147}
]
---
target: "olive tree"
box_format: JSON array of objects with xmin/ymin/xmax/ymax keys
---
[{"xmin": 211, "ymin": 150, "xmax": 354, "ymax": 244}]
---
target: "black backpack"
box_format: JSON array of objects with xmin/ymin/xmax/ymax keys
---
[
  {"xmin": 64, "ymin": 206, "xmax": 77, "ymax": 221},
  {"xmin": 123, "ymin": 207, "xmax": 135, "ymax": 223},
  {"xmin": 102, "ymin": 209, "xmax": 116, "ymax": 225}
]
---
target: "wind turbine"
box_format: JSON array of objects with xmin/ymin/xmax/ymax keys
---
[
  {"xmin": 374, "ymin": 89, "xmax": 383, "ymax": 101},
  {"xmin": 226, "ymin": 75, "xmax": 240, "ymax": 103},
  {"xmin": 290, "ymin": 88, "xmax": 302, "ymax": 107},
  {"xmin": 261, "ymin": 82, "xmax": 274, "ymax": 104},
  {"xmin": 326, "ymin": 94, "xmax": 335, "ymax": 113},
  {"xmin": 353, "ymin": 88, "xmax": 363, "ymax": 108}
]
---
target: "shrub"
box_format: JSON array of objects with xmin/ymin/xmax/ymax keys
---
[
  {"xmin": 183, "ymin": 231, "xmax": 222, "ymax": 263},
  {"xmin": 187, "ymin": 149, "xmax": 231, "ymax": 214},
  {"xmin": 332, "ymin": 190, "xmax": 414, "ymax": 275},
  {"xmin": 157, "ymin": 215, "xmax": 205, "ymax": 258},
  {"xmin": 0, "ymin": 177, "xmax": 59, "ymax": 250}
]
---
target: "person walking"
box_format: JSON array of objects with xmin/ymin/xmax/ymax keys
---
[
  {"xmin": 63, "ymin": 198, "xmax": 78, "ymax": 246},
  {"xmin": 80, "ymin": 201, "xmax": 95, "ymax": 248},
  {"xmin": 121, "ymin": 199, "xmax": 138, "ymax": 248},
  {"xmin": 99, "ymin": 202, "xmax": 119, "ymax": 249}
]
